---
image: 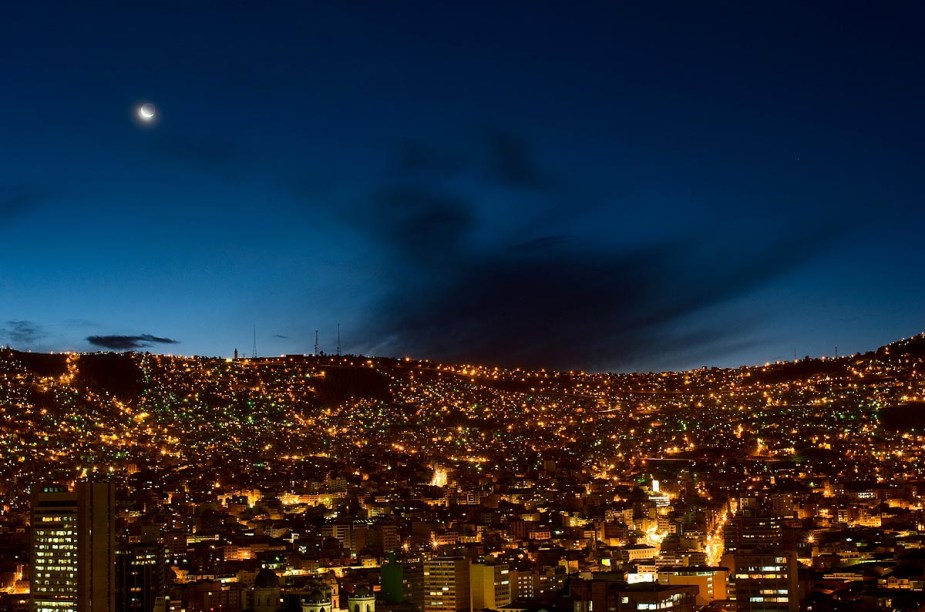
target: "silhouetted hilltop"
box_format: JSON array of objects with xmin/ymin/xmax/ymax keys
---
[
  {"xmin": 881, "ymin": 401, "xmax": 925, "ymax": 431},
  {"xmin": 312, "ymin": 364, "xmax": 392, "ymax": 404},
  {"xmin": 12, "ymin": 351, "xmax": 67, "ymax": 377},
  {"xmin": 75, "ymin": 353, "xmax": 144, "ymax": 402},
  {"xmin": 746, "ymin": 356, "xmax": 846, "ymax": 384}
]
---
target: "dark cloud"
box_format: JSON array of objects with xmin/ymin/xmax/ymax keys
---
[
  {"xmin": 1, "ymin": 320, "xmax": 45, "ymax": 347},
  {"xmin": 344, "ymin": 135, "xmax": 843, "ymax": 372},
  {"xmin": 359, "ymin": 235, "xmax": 833, "ymax": 371},
  {"xmin": 366, "ymin": 187, "xmax": 474, "ymax": 260},
  {"xmin": 272, "ymin": 334, "xmax": 290, "ymax": 339},
  {"xmin": 86, "ymin": 334, "xmax": 179, "ymax": 351}
]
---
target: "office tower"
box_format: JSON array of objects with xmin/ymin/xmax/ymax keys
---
[
  {"xmin": 732, "ymin": 550, "xmax": 799, "ymax": 612},
  {"xmin": 116, "ymin": 542, "xmax": 166, "ymax": 612},
  {"xmin": 724, "ymin": 510, "xmax": 782, "ymax": 554},
  {"xmin": 470, "ymin": 562, "xmax": 511, "ymax": 610},
  {"xmin": 423, "ymin": 556, "xmax": 469, "ymax": 612},
  {"xmin": 31, "ymin": 482, "xmax": 115, "ymax": 612},
  {"xmin": 77, "ymin": 482, "xmax": 115, "ymax": 612},
  {"xmin": 369, "ymin": 523, "xmax": 400, "ymax": 555},
  {"xmin": 31, "ymin": 486, "xmax": 78, "ymax": 612},
  {"xmin": 380, "ymin": 553, "xmax": 404, "ymax": 604},
  {"xmin": 321, "ymin": 520, "xmax": 369, "ymax": 554}
]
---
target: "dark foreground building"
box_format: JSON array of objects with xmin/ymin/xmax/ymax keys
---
[{"xmin": 572, "ymin": 573, "xmax": 698, "ymax": 612}]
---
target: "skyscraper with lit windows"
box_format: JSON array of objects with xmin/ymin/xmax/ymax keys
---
[
  {"xmin": 31, "ymin": 482, "xmax": 115, "ymax": 612},
  {"xmin": 470, "ymin": 561, "xmax": 511, "ymax": 610},
  {"xmin": 424, "ymin": 556, "xmax": 469, "ymax": 612},
  {"xmin": 732, "ymin": 550, "xmax": 799, "ymax": 612},
  {"xmin": 31, "ymin": 486, "xmax": 78, "ymax": 612}
]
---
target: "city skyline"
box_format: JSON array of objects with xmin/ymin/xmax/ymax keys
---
[
  {"xmin": 4, "ymin": 333, "xmax": 925, "ymax": 609},
  {"xmin": 3, "ymin": 2, "xmax": 925, "ymax": 372}
]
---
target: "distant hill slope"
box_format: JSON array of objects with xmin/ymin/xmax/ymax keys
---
[{"xmin": 0, "ymin": 331, "xmax": 923, "ymax": 504}]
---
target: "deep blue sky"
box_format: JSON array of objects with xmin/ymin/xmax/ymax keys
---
[{"xmin": 2, "ymin": 2, "xmax": 924, "ymax": 371}]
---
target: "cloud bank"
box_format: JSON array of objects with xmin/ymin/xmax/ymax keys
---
[
  {"xmin": 1, "ymin": 320, "xmax": 45, "ymax": 347},
  {"xmin": 341, "ymin": 129, "xmax": 839, "ymax": 371}
]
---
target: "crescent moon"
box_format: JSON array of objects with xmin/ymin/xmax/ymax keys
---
[{"xmin": 138, "ymin": 103, "xmax": 156, "ymax": 121}]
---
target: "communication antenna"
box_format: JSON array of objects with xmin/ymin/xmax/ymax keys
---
[
  {"xmin": 314, "ymin": 330, "xmax": 320, "ymax": 356},
  {"xmin": 252, "ymin": 325, "xmax": 257, "ymax": 359},
  {"xmin": 337, "ymin": 323, "xmax": 341, "ymax": 356}
]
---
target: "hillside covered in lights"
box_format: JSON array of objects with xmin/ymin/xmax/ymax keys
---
[{"xmin": 2, "ymin": 335, "xmax": 925, "ymax": 512}]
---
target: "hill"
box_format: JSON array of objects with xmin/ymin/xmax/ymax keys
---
[{"xmin": 1, "ymin": 333, "xmax": 925, "ymax": 506}]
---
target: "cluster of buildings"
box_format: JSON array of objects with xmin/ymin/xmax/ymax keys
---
[{"xmin": 2, "ymin": 335, "xmax": 925, "ymax": 610}]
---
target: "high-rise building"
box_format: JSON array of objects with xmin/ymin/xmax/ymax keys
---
[
  {"xmin": 508, "ymin": 567, "xmax": 566, "ymax": 602},
  {"xmin": 423, "ymin": 556, "xmax": 469, "ymax": 612},
  {"xmin": 31, "ymin": 486, "xmax": 78, "ymax": 612},
  {"xmin": 469, "ymin": 562, "xmax": 511, "ymax": 610},
  {"xmin": 725, "ymin": 510, "xmax": 782, "ymax": 553},
  {"xmin": 321, "ymin": 520, "xmax": 370, "ymax": 554},
  {"xmin": 31, "ymin": 482, "xmax": 115, "ymax": 612},
  {"xmin": 116, "ymin": 542, "xmax": 166, "ymax": 612},
  {"xmin": 380, "ymin": 553, "xmax": 404, "ymax": 604},
  {"xmin": 77, "ymin": 482, "xmax": 115, "ymax": 612},
  {"xmin": 370, "ymin": 523, "xmax": 400, "ymax": 554},
  {"xmin": 732, "ymin": 550, "xmax": 799, "ymax": 612}
]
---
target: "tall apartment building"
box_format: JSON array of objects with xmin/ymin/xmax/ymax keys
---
[
  {"xmin": 116, "ymin": 542, "xmax": 166, "ymax": 612},
  {"xmin": 732, "ymin": 550, "xmax": 799, "ymax": 612},
  {"xmin": 31, "ymin": 482, "xmax": 115, "ymax": 612},
  {"xmin": 470, "ymin": 562, "xmax": 511, "ymax": 610},
  {"xmin": 725, "ymin": 510, "xmax": 782, "ymax": 553},
  {"xmin": 423, "ymin": 556, "xmax": 469, "ymax": 612}
]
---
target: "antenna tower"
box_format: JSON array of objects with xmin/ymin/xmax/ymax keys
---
[
  {"xmin": 314, "ymin": 330, "xmax": 320, "ymax": 356},
  {"xmin": 252, "ymin": 325, "xmax": 257, "ymax": 359},
  {"xmin": 337, "ymin": 323, "xmax": 341, "ymax": 356}
]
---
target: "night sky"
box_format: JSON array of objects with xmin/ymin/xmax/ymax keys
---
[{"xmin": 2, "ymin": 2, "xmax": 924, "ymax": 372}]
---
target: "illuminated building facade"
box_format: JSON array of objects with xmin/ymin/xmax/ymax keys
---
[
  {"xmin": 658, "ymin": 566, "xmax": 728, "ymax": 606},
  {"xmin": 732, "ymin": 550, "xmax": 799, "ymax": 612},
  {"xmin": 31, "ymin": 486, "xmax": 78, "ymax": 612},
  {"xmin": 423, "ymin": 556, "xmax": 469, "ymax": 612},
  {"xmin": 725, "ymin": 509, "xmax": 782, "ymax": 553},
  {"xmin": 30, "ymin": 482, "xmax": 115, "ymax": 612},
  {"xmin": 469, "ymin": 562, "xmax": 511, "ymax": 610}
]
